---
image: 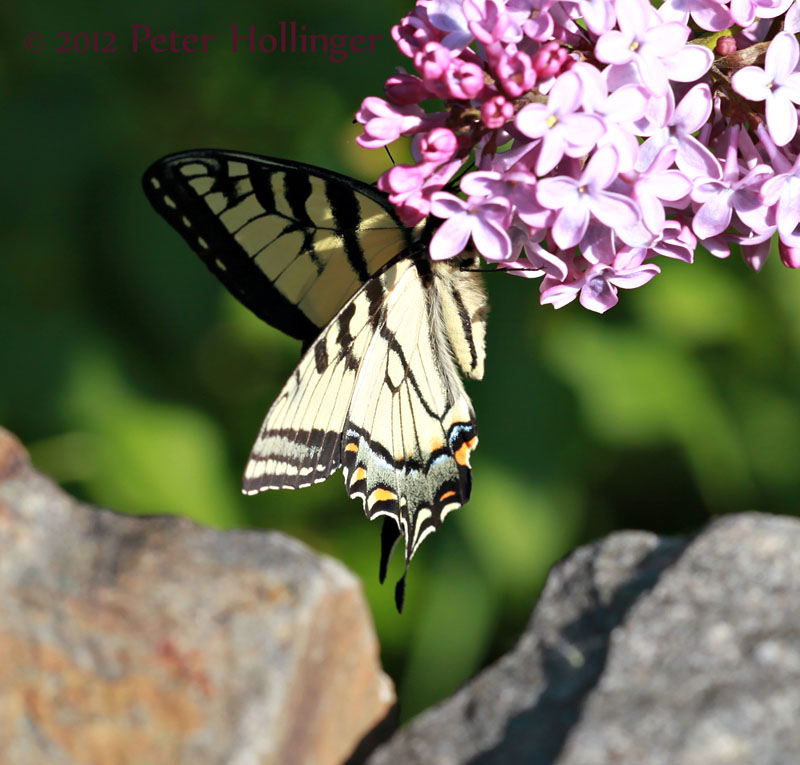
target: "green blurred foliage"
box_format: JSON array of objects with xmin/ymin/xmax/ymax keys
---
[{"xmin": 3, "ymin": 0, "xmax": 800, "ymax": 723}]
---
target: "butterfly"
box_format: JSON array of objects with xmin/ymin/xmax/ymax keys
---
[{"xmin": 143, "ymin": 149, "xmax": 487, "ymax": 611}]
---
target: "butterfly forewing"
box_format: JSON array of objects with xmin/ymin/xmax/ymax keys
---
[{"xmin": 143, "ymin": 150, "xmax": 413, "ymax": 343}]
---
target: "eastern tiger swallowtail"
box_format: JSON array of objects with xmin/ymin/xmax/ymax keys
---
[{"xmin": 143, "ymin": 150, "xmax": 487, "ymax": 611}]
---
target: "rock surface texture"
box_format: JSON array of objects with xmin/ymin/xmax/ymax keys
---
[
  {"xmin": 4, "ymin": 423, "xmax": 799, "ymax": 765},
  {"xmin": 0, "ymin": 428, "xmax": 395, "ymax": 765},
  {"xmin": 369, "ymin": 512, "xmax": 800, "ymax": 764}
]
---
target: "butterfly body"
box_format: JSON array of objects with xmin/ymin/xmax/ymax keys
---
[{"xmin": 144, "ymin": 150, "xmax": 487, "ymax": 609}]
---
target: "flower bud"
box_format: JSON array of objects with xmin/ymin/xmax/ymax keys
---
[
  {"xmin": 780, "ymin": 240, "xmax": 800, "ymax": 269},
  {"xmin": 419, "ymin": 127, "xmax": 459, "ymax": 163},
  {"xmin": 714, "ymin": 36, "xmax": 737, "ymax": 57},
  {"xmin": 480, "ymin": 94, "xmax": 514, "ymax": 128}
]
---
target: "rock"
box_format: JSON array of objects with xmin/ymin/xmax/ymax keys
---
[
  {"xmin": 0, "ymin": 428, "xmax": 395, "ymax": 764},
  {"xmin": 368, "ymin": 513, "xmax": 800, "ymax": 764}
]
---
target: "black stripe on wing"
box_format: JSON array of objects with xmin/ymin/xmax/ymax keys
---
[{"xmin": 242, "ymin": 428, "xmax": 341, "ymax": 493}]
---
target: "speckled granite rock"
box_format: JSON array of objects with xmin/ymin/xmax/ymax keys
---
[
  {"xmin": 0, "ymin": 428, "xmax": 395, "ymax": 765},
  {"xmin": 369, "ymin": 513, "xmax": 800, "ymax": 765}
]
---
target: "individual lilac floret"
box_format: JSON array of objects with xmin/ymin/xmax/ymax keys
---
[
  {"xmin": 415, "ymin": 42, "xmax": 453, "ymax": 85},
  {"xmin": 378, "ymin": 159, "xmax": 462, "ymax": 226},
  {"xmin": 574, "ymin": 63, "xmax": 648, "ymax": 172},
  {"xmin": 691, "ymin": 165, "xmax": 773, "ymax": 239},
  {"xmin": 531, "ymin": 41, "xmax": 570, "ymax": 79},
  {"xmin": 637, "ymin": 84, "xmax": 719, "ymax": 179},
  {"xmin": 727, "ymin": 0, "xmax": 794, "ymax": 29},
  {"xmin": 392, "ymin": 3, "xmax": 441, "ymax": 58},
  {"xmin": 731, "ymin": 31, "xmax": 800, "ymax": 147},
  {"xmin": 461, "ymin": 169, "xmax": 549, "ymax": 224},
  {"xmin": 626, "ymin": 146, "xmax": 693, "ymax": 234},
  {"xmin": 494, "ymin": 47, "xmax": 537, "ymax": 97},
  {"xmin": 418, "ymin": 127, "xmax": 459, "ymax": 163},
  {"xmin": 481, "ymin": 94, "xmax": 514, "ymax": 127},
  {"xmin": 690, "ymin": 126, "xmax": 774, "ymax": 240},
  {"xmin": 515, "ymin": 71, "xmax": 606, "ymax": 175},
  {"xmin": 648, "ymin": 219, "xmax": 696, "ymax": 263},
  {"xmin": 760, "ymin": 151, "xmax": 800, "ymax": 245},
  {"xmin": 356, "ymin": 98, "xmax": 426, "ymax": 149},
  {"xmin": 385, "ymin": 72, "xmax": 427, "ymax": 106},
  {"xmin": 429, "ymin": 192, "xmax": 512, "ymax": 260},
  {"xmin": 594, "ymin": 0, "xmax": 711, "ymax": 97},
  {"xmin": 464, "ymin": 0, "xmax": 515, "ymax": 44},
  {"xmin": 426, "ymin": 0, "xmax": 475, "ymax": 49},
  {"xmin": 535, "ymin": 146, "xmax": 641, "ymax": 249},
  {"xmin": 444, "ymin": 60, "xmax": 486, "ymax": 98},
  {"xmin": 540, "ymin": 247, "xmax": 661, "ymax": 312},
  {"xmin": 715, "ymin": 36, "xmax": 737, "ymax": 56}
]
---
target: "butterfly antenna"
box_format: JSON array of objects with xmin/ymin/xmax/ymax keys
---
[
  {"xmin": 445, "ymin": 161, "xmax": 476, "ymax": 194},
  {"xmin": 350, "ymin": 116, "xmax": 396, "ymax": 168},
  {"xmin": 461, "ymin": 265, "xmax": 543, "ymax": 274}
]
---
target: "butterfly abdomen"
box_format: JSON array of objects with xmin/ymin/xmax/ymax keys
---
[{"xmin": 430, "ymin": 257, "xmax": 488, "ymax": 384}]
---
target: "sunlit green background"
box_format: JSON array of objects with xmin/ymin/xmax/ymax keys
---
[{"xmin": 4, "ymin": 0, "xmax": 800, "ymax": 722}]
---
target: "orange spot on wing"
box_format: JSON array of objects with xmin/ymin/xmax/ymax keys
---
[
  {"xmin": 345, "ymin": 442, "xmax": 359, "ymax": 453},
  {"xmin": 352, "ymin": 467, "xmax": 367, "ymax": 483},
  {"xmin": 372, "ymin": 488, "xmax": 397, "ymax": 502},
  {"xmin": 440, "ymin": 490, "xmax": 457, "ymax": 501},
  {"xmin": 454, "ymin": 436, "xmax": 478, "ymax": 466}
]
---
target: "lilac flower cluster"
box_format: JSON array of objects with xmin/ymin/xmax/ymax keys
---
[{"xmin": 355, "ymin": 0, "xmax": 800, "ymax": 312}]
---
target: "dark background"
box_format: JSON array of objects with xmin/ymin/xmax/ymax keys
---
[{"xmin": 4, "ymin": 0, "xmax": 800, "ymax": 720}]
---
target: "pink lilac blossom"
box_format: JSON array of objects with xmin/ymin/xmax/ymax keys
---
[
  {"xmin": 731, "ymin": 31, "xmax": 800, "ymax": 147},
  {"xmin": 593, "ymin": 0, "xmax": 707, "ymax": 97},
  {"xmin": 760, "ymin": 151, "xmax": 800, "ymax": 244},
  {"xmin": 429, "ymin": 191, "xmax": 513, "ymax": 260},
  {"xmin": 356, "ymin": 0, "xmax": 800, "ymax": 313},
  {"xmin": 536, "ymin": 145, "xmax": 641, "ymax": 249},
  {"xmin": 515, "ymin": 71, "xmax": 607, "ymax": 175}
]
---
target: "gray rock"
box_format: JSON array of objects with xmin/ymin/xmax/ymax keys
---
[
  {"xmin": 0, "ymin": 428, "xmax": 395, "ymax": 765},
  {"xmin": 368, "ymin": 513, "xmax": 800, "ymax": 765}
]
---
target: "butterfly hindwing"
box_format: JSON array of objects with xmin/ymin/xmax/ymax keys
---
[
  {"xmin": 341, "ymin": 259, "xmax": 479, "ymax": 563},
  {"xmin": 242, "ymin": 259, "xmax": 393, "ymax": 493},
  {"xmin": 243, "ymin": 256, "xmax": 484, "ymax": 608},
  {"xmin": 143, "ymin": 149, "xmax": 414, "ymax": 344}
]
